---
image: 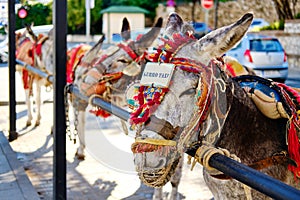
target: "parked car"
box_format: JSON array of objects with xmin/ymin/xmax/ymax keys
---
[
  {"xmin": 249, "ymin": 18, "xmax": 270, "ymax": 32},
  {"xmin": 0, "ymin": 24, "xmax": 53, "ymax": 63},
  {"xmin": 189, "ymin": 22, "xmax": 211, "ymax": 38},
  {"xmin": 226, "ymin": 33, "xmax": 288, "ymax": 82}
]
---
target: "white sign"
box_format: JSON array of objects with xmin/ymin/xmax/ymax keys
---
[{"xmin": 140, "ymin": 62, "xmax": 175, "ymax": 88}]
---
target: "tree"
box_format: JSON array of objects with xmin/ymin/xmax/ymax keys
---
[
  {"xmin": 16, "ymin": 3, "xmax": 51, "ymax": 29},
  {"xmin": 272, "ymin": 0, "xmax": 296, "ymax": 20},
  {"xmin": 67, "ymin": 0, "xmax": 86, "ymax": 33}
]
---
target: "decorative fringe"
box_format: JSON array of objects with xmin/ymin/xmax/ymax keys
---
[
  {"xmin": 130, "ymin": 85, "xmax": 168, "ymax": 125},
  {"xmin": 275, "ymin": 82, "xmax": 300, "ymax": 179},
  {"xmin": 288, "ymin": 120, "xmax": 300, "ymax": 179},
  {"xmin": 89, "ymin": 107, "xmax": 111, "ymax": 118}
]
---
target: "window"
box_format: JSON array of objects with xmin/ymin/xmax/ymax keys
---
[{"xmin": 250, "ymin": 39, "xmax": 283, "ymax": 52}]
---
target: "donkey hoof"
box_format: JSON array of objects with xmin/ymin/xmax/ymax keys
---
[
  {"xmin": 75, "ymin": 151, "xmax": 85, "ymax": 160},
  {"xmin": 34, "ymin": 121, "xmax": 40, "ymax": 127},
  {"xmin": 26, "ymin": 121, "xmax": 32, "ymax": 127}
]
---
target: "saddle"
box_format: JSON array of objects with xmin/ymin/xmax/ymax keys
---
[{"xmin": 233, "ymin": 75, "xmax": 298, "ymax": 120}]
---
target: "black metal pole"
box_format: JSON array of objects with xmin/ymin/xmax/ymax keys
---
[
  {"xmin": 68, "ymin": 85, "xmax": 130, "ymax": 121},
  {"xmin": 15, "ymin": 59, "xmax": 54, "ymax": 83},
  {"xmin": 209, "ymin": 154, "xmax": 300, "ymax": 200},
  {"xmin": 53, "ymin": 0, "xmax": 67, "ymax": 199},
  {"xmin": 8, "ymin": 0, "xmax": 18, "ymax": 141}
]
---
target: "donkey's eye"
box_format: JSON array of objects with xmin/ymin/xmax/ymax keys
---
[{"xmin": 179, "ymin": 88, "xmax": 196, "ymax": 97}]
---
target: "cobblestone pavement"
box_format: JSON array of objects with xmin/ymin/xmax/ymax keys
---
[{"xmin": 0, "ymin": 67, "xmax": 213, "ymax": 199}]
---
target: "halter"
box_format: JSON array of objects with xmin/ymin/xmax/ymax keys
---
[
  {"xmin": 129, "ymin": 33, "xmax": 217, "ymax": 140},
  {"xmin": 81, "ymin": 40, "xmax": 146, "ymax": 117}
]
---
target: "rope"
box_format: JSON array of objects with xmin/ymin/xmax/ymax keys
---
[
  {"xmin": 135, "ymin": 138, "xmax": 176, "ymax": 146},
  {"xmin": 190, "ymin": 141, "xmax": 241, "ymax": 173},
  {"xmin": 189, "ymin": 142, "xmax": 252, "ymax": 200},
  {"xmin": 88, "ymin": 93, "xmax": 104, "ymax": 105}
]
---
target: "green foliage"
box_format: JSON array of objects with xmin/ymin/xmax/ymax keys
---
[
  {"xmin": 67, "ymin": 0, "xmax": 103, "ymax": 34},
  {"xmin": 67, "ymin": 0, "xmax": 85, "ymax": 32},
  {"xmin": 259, "ymin": 20, "xmax": 285, "ymax": 30},
  {"xmin": 16, "ymin": 3, "xmax": 52, "ymax": 29},
  {"xmin": 0, "ymin": 28, "xmax": 5, "ymax": 35},
  {"xmin": 295, "ymin": 13, "xmax": 300, "ymax": 19}
]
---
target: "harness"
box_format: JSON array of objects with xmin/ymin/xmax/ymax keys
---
[
  {"xmin": 78, "ymin": 40, "xmax": 145, "ymax": 118},
  {"xmin": 67, "ymin": 44, "xmax": 92, "ymax": 84},
  {"xmin": 16, "ymin": 36, "xmax": 35, "ymax": 94}
]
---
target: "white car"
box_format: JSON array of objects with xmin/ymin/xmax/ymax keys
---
[
  {"xmin": 0, "ymin": 24, "xmax": 53, "ymax": 62},
  {"xmin": 226, "ymin": 33, "xmax": 288, "ymax": 82}
]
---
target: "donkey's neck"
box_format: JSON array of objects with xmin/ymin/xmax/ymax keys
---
[{"xmin": 216, "ymin": 79, "xmax": 288, "ymax": 165}]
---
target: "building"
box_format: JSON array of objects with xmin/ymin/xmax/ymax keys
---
[{"xmin": 100, "ymin": 5, "xmax": 149, "ymax": 43}]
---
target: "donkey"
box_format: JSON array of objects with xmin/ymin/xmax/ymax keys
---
[
  {"xmin": 17, "ymin": 26, "xmax": 91, "ymax": 132},
  {"xmin": 15, "ymin": 25, "xmax": 53, "ymax": 127},
  {"xmin": 67, "ymin": 18, "xmax": 163, "ymax": 161},
  {"xmin": 15, "ymin": 24, "xmax": 92, "ymax": 128},
  {"xmin": 72, "ymin": 16, "xmax": 202, "ymax": 200},
  {"xmin": 127, "ymin": 12, "xmax": 300, "ymax": 199}
]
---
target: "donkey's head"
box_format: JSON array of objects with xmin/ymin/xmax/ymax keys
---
[
  {"xmin": 15, "ymin": 24, "xmax": 37, "ymax": 66},
  {"xmin": 74, "ymin": 17, "xmax": 163, "ymax": 98},
  {"xmin": 128, "ymin": 12, "xmax": 253, "ymax": 187},
  {"xmin": 19, "ymin": 24, "xmax": 53, "ymax": 74}
]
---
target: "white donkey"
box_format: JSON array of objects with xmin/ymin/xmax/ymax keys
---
[
  {"xmin": 128, "ymin": 12, "xmax": 300, "ymax": 199},
  {"xmin": 15, "ymin": 25, "xmax": 53, "ymax": 127}
]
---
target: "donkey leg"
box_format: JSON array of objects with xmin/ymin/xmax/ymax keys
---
[
  {"xmin": 169, "ymin": 155, "xmax": 183, "ymax": 200},
  {"xmin": 75, "ymin": 110, "xmax": 86, "ymax": 160},
  {"xmin": 34, "ymin": 81, "xmax": 42, "ymax": 127},
  {"xmin": 153, "ymin": 187, "xmax": 163, "ymax": 200},
  {"xmin": 25, "ymin": 89, "xmax": 33, "ymax": 127}
]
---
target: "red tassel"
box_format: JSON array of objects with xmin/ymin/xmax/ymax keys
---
[
  {"xmin": 89, "ymin": 108, "xmax": 111, "ymax": 118},
  {"xmin": 22, "ymin": 69, "xmax": 29, "ymax": 89},
  {"xmin": 288, "ymin": 120, "xmax": 300, "ymax": 179}
]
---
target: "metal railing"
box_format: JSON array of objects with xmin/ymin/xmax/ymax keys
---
[{"xmin": 15, "ymin": 60, "xmax": 300, "ymax": 199}]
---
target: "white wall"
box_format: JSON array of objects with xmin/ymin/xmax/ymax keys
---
[{"xmin": 102, "ymin": 12, "xmax": 145, "ymax": 43}]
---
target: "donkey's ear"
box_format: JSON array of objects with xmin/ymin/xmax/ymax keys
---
[
  {"xmin": 196, "ymin": 13, "xmax": 253, "ymax": 57},
  {"xmin": 133, "ymin": 17, "xmax": 163, "ymax": 54},
  {"xmin": 121, "ymin": 17, "xmax": 131, "ymax": 41},
  {"xmin": 80, "ymin": 35, "xmax": 105, "ymax": 63},
  {"xmin": 25, "ymin": 23, "xmax": 38, "ymax": 42}
]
